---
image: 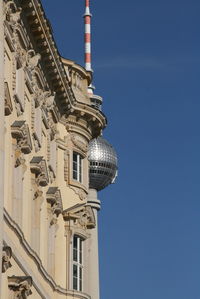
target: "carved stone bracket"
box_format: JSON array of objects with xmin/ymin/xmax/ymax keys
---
[
  {"xmin": 2, "ymin": 246, "xmax": 12, "ymax": 273},
  {"xmin": 30, "ymin": 157, "xmax": 49, "ymax": 186},
  {"xmin": 11, "ymin": 121, "xmax": 32, "ymax": 154},
  {"xmin": 46, "ymin": 187, "xmax": 63, "ymax": 217},
  {"xmin": 63, "ymin": 204, "xmax": 96, "ymax": 230},
  {"xmin": 8, "ymin": 276, "xmax": 32, "ymax": 299}
]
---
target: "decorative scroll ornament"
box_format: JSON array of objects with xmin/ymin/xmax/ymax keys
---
[{"xmin": 8, "ymin": 276, "xmax": 32, "ymax": 299}]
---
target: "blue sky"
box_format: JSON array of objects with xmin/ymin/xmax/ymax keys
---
[{"xmin": 41, "ymin": 1, "xmax": 200, "ymax": 298}]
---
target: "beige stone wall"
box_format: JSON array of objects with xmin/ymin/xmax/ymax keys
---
[{"xmin": 1, "ymin": 0, "xmax": 106, "ymax": 298}]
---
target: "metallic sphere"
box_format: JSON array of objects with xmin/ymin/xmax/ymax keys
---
[{"xmin": 88, "ymin": 137, "xmax": 118, "ymax": 191}]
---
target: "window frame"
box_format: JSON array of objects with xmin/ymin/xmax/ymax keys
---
[
  {"xmin": 72, "ymin": 235, "xmax": 83, "ymax": 292},
  {"xmin": 72, "ymin": 152, "xmax": 83, "ymax": 183}
]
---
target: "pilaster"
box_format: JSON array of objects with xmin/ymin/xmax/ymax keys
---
[{"xmin": 0, "ymin": 0, "xmax": 5, "ymax": 294}]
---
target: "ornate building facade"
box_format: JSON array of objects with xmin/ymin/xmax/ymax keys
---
[{"xmin": 0, "ymin": 0, "xmax": 117, "ymax": 298}]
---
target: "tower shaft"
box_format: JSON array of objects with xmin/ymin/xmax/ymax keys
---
[{"xmin": 84, "ymin": 0, "xmax": 92, "ymax": 72}]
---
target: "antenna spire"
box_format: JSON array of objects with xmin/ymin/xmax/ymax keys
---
[{"xmin": 84, "ymin": 0, "xmax": 92, "ymax": 72}]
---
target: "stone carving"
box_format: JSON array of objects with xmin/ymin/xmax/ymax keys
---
[
  {"xmin": 2, "ymin": 246, "xmax": 12, "ymax": 273},
  {"xmin": 46, "ymin": 187, "xmax": 63, "ymax": 217},
  {"xmin": 78, "ymin": 206, "xmax": 96, "ymax": 229},
  {"xmin": 71, "ymin": 134, "xmax": 88, "ymax": 153},
  {"xmin": 70, "ymin": 186, "xmax": 87, "ymax": 201},
  {"xmin": 63, "ymin": 204, "xmax": 96, "ymax": 229},
  {"xmin": 11, "ymin": 121, "xmax": 32, "ymax": 154},
  {"xmin": 33, "ymin": 189, "xmax": 43, "ymax": 201},
  {"xmin": 33, "ymin": 86, "xmax": 50, "ymax": 108},
  {"xmin": 15, "ymin": 101, "xmax": 23, "ymax": 116},
  {"xmin": 26, "ymin": 50, "xmax": 41, "ymax": 71},
  {"xmin": 4, "ymin": 82, "xmax": 13, "ymax": 116},
  {"xmin": 42, "ymin": 93, "xmax": 55, "ymax": 111},
  {"xmin": 30, "ymin": 157, "xmax": 49, "ymax": 186},
  {"xmin": 48, "ymin": 113, "xmax": 58, "ymax": 140},
  {"xmin": 33, "ymin": 137, "xmax": 40, "ymax": 153},
  {"xmin": 5, "ymin": 1, "xmax": 21, "ymax": 26},
  {"xmin": 8, "ymin": 276, "xmax": 32, "ymax": 299},
  {"xmin": 14, "ymin": 148, "xmax": 26, "ymax": 169}
]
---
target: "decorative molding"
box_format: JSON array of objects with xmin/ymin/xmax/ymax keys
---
[
  {"xmin": 71, "ymin": 133, "xmax": 88, "ymax": 154},
  {"xmin": 46, "ymin": 187, "xmax": 63, "ymax": 217},
  {"xmin": 70, "ymin": 186, "xmax": 87, "ymax": 201},
  {"xmin": 63, "ymin": 204, "xmax": 96, "ymax": 230},
  {"xmin": 8, "ymin": 276, "xmax": 32, "ymax": 298},
  {"xmin": 2, "ymin": 246, "xmax": 12, "ymax": 273},
  {"xmin": 30, "ymin": 157, "xmax": 49, "ymax": 186},
  {"xmin": 11, "ymin": 121, "xmax": 32, "ymax": 154},
  {"xmin": 4, "ymin": 209, "xmax": 91, "ymax": 299},
  {"xmin": 64, "ymin": 149, "xmax": 70, "ymax": 184}
]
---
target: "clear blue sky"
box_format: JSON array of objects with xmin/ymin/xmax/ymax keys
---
[{"xmin": 41, "ymin": 1, "xmax": 200, "ymax": 298}]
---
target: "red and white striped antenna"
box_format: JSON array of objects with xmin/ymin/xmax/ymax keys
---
[{"xmin": 84, "ymin": 0, "xmax": 92, "ymax": 72}]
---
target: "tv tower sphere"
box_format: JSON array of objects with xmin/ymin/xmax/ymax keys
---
[{"xmin": 88, "ymin": 137, "xmax": 118, "ymax": 191}]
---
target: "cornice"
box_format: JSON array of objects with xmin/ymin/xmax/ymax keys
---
[
  {"xmin": 20, "ymin": 0, "xmax": 71, "ymax": 110},
  {"xmin": 62, "ymin": 57, "xmax": 92, "ymax": 86},
  {"xmin": 19, "ymin": 0, "xmax": 107, "ymax": 137}
]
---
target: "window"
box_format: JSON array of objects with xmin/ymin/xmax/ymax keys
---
[
  {"xmin": 73, "ymin": 235, "xmax": 83, "ymax": 291},
  {"xmin": 73, "ymin": 152, "xmax": 82, "ymax": 183}
]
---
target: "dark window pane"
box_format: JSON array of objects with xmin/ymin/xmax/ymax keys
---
[
  {"xmin": 73, "ymin": 277, "xmax": 77, "ymax": 290},
  {"xmin": 73, "ymin": 162, "xmax": 77, "ymax": 171},
  {"xmin": 80, "ymin": 267, "xmax": 82, "ymax": 279},
  {"xmin": 73, "ymin": 171, "xmax": 77, "ymax": 180},
  {"xmin": 73, "ymin": 236, "xmax": 78, "ymax": 249},
  {"xmin": 73, "ymin": 264, "xmax": 77, "ymax": 277},
  {"xmin": 73, "ymin": 249, "xmax": 77, "ymax": 262},
  {"xmin": 73, "ymin": 153, "xmax": 77, "ymax": 162}
]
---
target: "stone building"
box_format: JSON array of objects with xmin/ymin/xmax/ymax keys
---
[{"xmin": 0, "ymin": 0, "xmax": 117, "ymax": 298}]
